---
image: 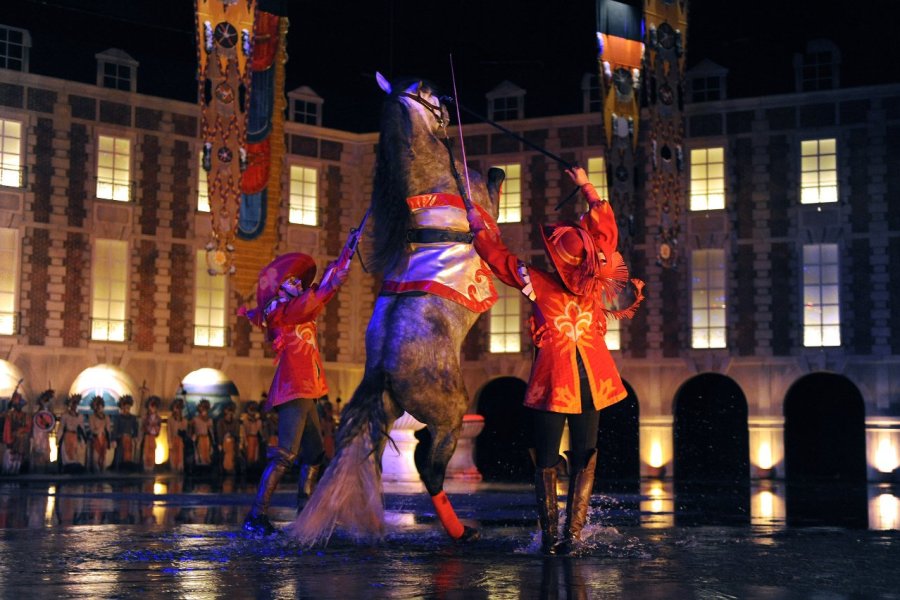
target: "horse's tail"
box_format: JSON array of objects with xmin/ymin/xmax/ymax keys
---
[{"xmin": 285, "ymin": 374, "xmax": 390, "ymax": 546}]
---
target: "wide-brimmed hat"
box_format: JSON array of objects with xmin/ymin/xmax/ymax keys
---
[
  {"xmin": 255, "ymin": 253, "xmax": 317, "ymax": 313},
  {"xmin": 541, "ymin": 221, "xmax": 601, "ymax": 296}
]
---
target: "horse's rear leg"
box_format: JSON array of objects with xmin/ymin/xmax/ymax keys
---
[{"xmin": 417, "ymin": 424, "xmax": 479, "ymax": 542}]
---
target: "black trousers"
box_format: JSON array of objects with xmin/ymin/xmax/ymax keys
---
[{"xmin": 531, "ymin": 352, "xmax": 599, "ymax": 473}]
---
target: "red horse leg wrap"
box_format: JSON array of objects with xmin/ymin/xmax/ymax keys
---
[{"xmin": 431, "ymin": 491, "xmax": 465, "ymax": 539}]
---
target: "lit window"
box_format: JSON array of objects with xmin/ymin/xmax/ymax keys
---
[
  {"xmin": 96, "ymin": 135, "xmax": 131, "ymax": 201},
  {"xmin": 803, "ymin": 243, "xmax": 840, "ymax": 347},
  {"xmin": 91, "ymin": 240, "xmax": 128, "ymax": 342},
  {"xmin": 489, "ymin": 284, "xmax": 521, "ymax": 353},
  {"xmin": 0, "ymin": 228, "xmax": 18, "ymax": 335},
  {"xmin": 691, "ymin": 249, "xmax": 726, "ymax": 349},
  {"xmin": 0, "ymin": 26, "xmax": 29, "ymax": 72},
  {"xmin": 605, "ymin": 304, "xmax": 621, "ymax": 351},
  {"xmin": 197, "ymin": 151, "xmax": 209, "ymax": 212},
  {"xmin": 0, "ymin": 119, "xmax": 22, "ymax": 188},
  {"xmin": 492, "ymin": 163, "xmax": 521, "ymax": 223},
  {"xmin": 289, "ymin": 165, "xmax": 317, "ymax": 226},
  {"xmin": 587, "ymin": 155, "xmax": 609, "ymax": 200},
  {"xmin": 800, "ymin": 138, "xmax": 838, "ymax": 204},
  {"xmin": 690, "ymin": 147, "xmax": 725, "ymax": 210},
  {"xmin": 194, "ymin": 250, "xmax": 227, "ymax": 347}
]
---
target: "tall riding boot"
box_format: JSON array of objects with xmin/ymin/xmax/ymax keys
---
[
  {"xmin": 296, "ymin": 461, "xmax": 323, "ymax": 512},
  {"xmin": 559, "ymin": 449, "xmax": 597, "ymax": 555},
  {"xmin": 244, "ymin": 447, "xmax": 294, "ymax": 535},
  {"xmin": 535, "ymin": 458, "xmax": 562, "ymax": 555}
]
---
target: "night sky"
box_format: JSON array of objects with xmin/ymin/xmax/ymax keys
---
[{"xmin": 3, "ymin": 0, "xmax": 899, "ymax": 132}]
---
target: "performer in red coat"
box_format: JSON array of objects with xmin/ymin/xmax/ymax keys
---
[
  {"xmin": 467, "ymin": 166, "xmax": 644, "ymax": 555},
  {"xmin": 240, "ymin": 251, "xmax": 350, "ymax": 535}
]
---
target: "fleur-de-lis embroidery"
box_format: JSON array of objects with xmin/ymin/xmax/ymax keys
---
[
  {"xmin": 594, "ymin": 377, "xmax": 617, "ymax": 405},
  {"xmin": 553, "ymin": 301, "xmax": 593, "ymax": 342}
]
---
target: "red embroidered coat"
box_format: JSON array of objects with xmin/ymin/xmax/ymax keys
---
[
  {"xmin": 472, "ymin": 185, "xmax": 628, "ymax": 414},
  {"xmin": 263, "ymin": 284, "xmax": 337, "ymax": 410}
]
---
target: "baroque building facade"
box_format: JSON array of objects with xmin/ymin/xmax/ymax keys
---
[{"xmin": 0, "ymin": 30, "xmax": 898, "ymax": 483}]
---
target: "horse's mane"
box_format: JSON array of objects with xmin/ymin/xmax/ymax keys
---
[{"xmin": 367, "ymin": 96, "xmax": 413, "ymax": 274}]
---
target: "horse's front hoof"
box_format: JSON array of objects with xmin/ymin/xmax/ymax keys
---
[{"xmin": 455, "ymin": 525, "xmax": 480, "ymax": 543}]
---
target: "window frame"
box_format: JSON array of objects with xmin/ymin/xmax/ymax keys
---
[
  {"xmin": 689, "ymin": 146, "xmax": 726, "ymax": 211},
  {"xmin": 802, "ymin": 243, "xmax": 841, "ymax": 348},
  {"xmin": 799, "ymin": 137, "xmax": 838, "ymax": 205},
  {"xmin": 0, "ymin": 116, "xmax": 24, "ymax": 189},
  {"xmin": 690, "ymin": 248, "xmax": 727, "ymax": 349},
  {"xmin": 490, "ymin": 161, "xmax": 522, "ymax": 224},
  {"xmin": 95, "ymin": 133, "xmax": 133, "ymax": 202},
  {"xmin": 0, "ymin": 227, "xmax": 19, "ymax": 336},
  {"xmin": 287, "ymin": 163, "xmax": 319, "ymax": 226},
  {"xmin": 91, "ymin": 238, "xmax": 130, "ymax": 343},
  {"xmin": 193, "ymin": 249, "xmax": 229, "ymax": 348},
  {"xmin": 488, "ymin": 283, "xmax": 522, "ymax": 354}
]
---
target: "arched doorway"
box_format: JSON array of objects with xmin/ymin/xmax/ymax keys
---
[
  {"xmin": 177, "ymin": 368, "xmax": 240, "ymax": 420},
  {"xmin": 783, "ymin": 372, "xmax": 868, "ymax": 528},
  {"xmin": 69, "ymin": 364, "xmax": 138, "ymax": 415},
  {"xmin": 475, "ymin": 377, "xmax": 532, "ymax": 482},
  {"xmin": 673, "ymin": 373, "xmax": 750, "ymax": 525},
  {"xmin": 596, "ymin": 379, "xmax": 640, "ymax": 493}
]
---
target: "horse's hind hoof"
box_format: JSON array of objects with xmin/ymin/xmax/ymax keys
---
[{"xmin": 456, "ymin": 526, "xmax": 480, "ymax": 543}]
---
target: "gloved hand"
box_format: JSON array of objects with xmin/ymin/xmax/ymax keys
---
[{"xmin": 466, "ymin": 207, "xmax": 487, "ymax": 235}]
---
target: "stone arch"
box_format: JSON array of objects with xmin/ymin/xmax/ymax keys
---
[
  {"xmin": 673, "ymin": 372, "xmax": 750, "ymax": 525},
  {"xmin": 177, "ymin": 367, "xmax": 240, "ymax": 420},
  {"xmin": 596, "ymin": 379, "xmax": 640, "ymax": 492},
  {"xmin": 69, "ymin": 364, "xmax": 138, "ymax": 415},
  {"xmin": 474, "ymin": 376, "xmax": 532, "ymax": 482},
  {"xmin": 783, "ymin": 372, "xmax": 868, "ymax": 527}
]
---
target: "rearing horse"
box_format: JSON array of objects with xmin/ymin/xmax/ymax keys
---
[{"xmin": 288, "ymin": 75, "xmax": 504, "ymax": 545}]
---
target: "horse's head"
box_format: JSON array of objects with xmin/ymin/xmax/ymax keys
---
[{"xmin": 376, "ymin": 72, "xmax": 449, "ymax": 138}]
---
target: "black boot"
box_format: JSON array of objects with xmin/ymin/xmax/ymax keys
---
[
  {"xmin": 535, "ymin": 458, "xmax": 562, "ymax": 555},
  {"xmin": 296, "ymin": 462, "xmax": 323, "ymax": 512},
  {"xmin": 243, "ymin": 447, "xmax": 294, "ymax": 535},
  {"xmin": 558, "ymin": 450, "xmax": 597, "ymax": 555}
]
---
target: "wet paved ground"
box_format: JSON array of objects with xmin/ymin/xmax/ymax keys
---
[{"xmin": 0, "ymin": 476, "xmax": 897, "ymax": 599}]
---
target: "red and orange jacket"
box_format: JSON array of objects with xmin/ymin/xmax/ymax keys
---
[
  {"xmin": 262, "ymin": 283, "xmax": 338, "ymax": 410},
  {"xmin": 471, "ymin": 184, "xmax": 630, "ymax": 414}
]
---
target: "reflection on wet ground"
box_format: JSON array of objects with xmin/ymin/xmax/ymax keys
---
[{"xmin": 0, "ymin": 477, "xmax": 896, "ymax": 598}]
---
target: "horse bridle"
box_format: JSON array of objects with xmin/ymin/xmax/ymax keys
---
[{"xmin": 400, "ymin": 90, "xmax": 448, "ymax": 130}]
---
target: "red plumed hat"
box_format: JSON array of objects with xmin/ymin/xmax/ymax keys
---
[
  {"xmin": 244, "ymin": 253, "xmax": 317, "ymax": 326},
  {"xmin": 541, "ymin": 221, "xmax": 600, "ymax": 296}
]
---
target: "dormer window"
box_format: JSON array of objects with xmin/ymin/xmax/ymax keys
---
[
  {"xmin": 794, "ymin": 39, "xmax": 840, "ymax": 92},
  {"xmin": 686, "ymin": 59, "xmax": 727, "ymax": 103},
  {"xmin": 95, "ymin": 48, "xmax": 138, "ymax": 92},
  {"xmin": 581, "ymin": 72, "xmax": 603, "ymax": 113},
  {"xmin": 287, "ymin": 86, "xmax": 323, "ymax": 126},
  {"xmin": 0, "ymin": 25, "xmax": 30, "ymax": 72},
  {"xmin": 486, "ymin": 80, "xmax": 525, "ymax": 121}
]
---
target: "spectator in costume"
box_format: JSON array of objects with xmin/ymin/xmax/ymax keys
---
[
  {"xmin": 191, "ymin": 399, "xmax": 215, "ymax": 468},
  {"xmin": 113, "ymin": 395, "xmax": 139, "ymax": 471},
  {"xmin": 141, "ymin": 396, "xmax": 162, "ymax": 472},
  {"xmin": 167, "ymin": 397, "xmax": 188, "ymax": 473},
  {"xmin": 88, "ymin": 395, "xmax": 112, "ymax": 473},
  {"xmin": 216, "ymin": 401, "xmax": 241, "ymax": 475}
]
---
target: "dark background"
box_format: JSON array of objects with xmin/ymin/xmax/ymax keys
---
[{"xmin": 3, "ymin": 0, "xmax": 899, "ymax": 131}]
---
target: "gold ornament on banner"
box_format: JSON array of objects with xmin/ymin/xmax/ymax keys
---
[{"xmin": 195, "ymin": 0, "xmax": 257, "ymax": 275}]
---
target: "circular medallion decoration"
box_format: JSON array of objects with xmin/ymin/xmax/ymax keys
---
[
  {"xmin": 217, "ymin": 147, "xmax": 233, "ymax": 163},
  {"xmin": 214, "ymin": 83, "xmax": 234, "ymax": 104},
  {"xmin": 659, "ymin": 83, "xmax": 674, "ymax": 105},
  {"xmin": 33, "ymin": 410, "xmax": 55, "ymax": 432},
  {"xmin": 660, "ymin": 145, "xmax": 672, "ymax": 162},
  {"xmin": 659, "ymin": 242, "xmax": 672, "ymax": 260},
  {"xmin": 615, "ymin": 165, "xmax": 629, "ymax": 182},
  {"xmin": 657, "ymin": 23, "xmax": 675, "ymax": 50},
  {"xmin": 613, "ymin": 68, "xmax": 632, "ymax": 96},
  {"xmin": 214, "ymin": 22, "xmax": 238, "ymax": 49}
]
